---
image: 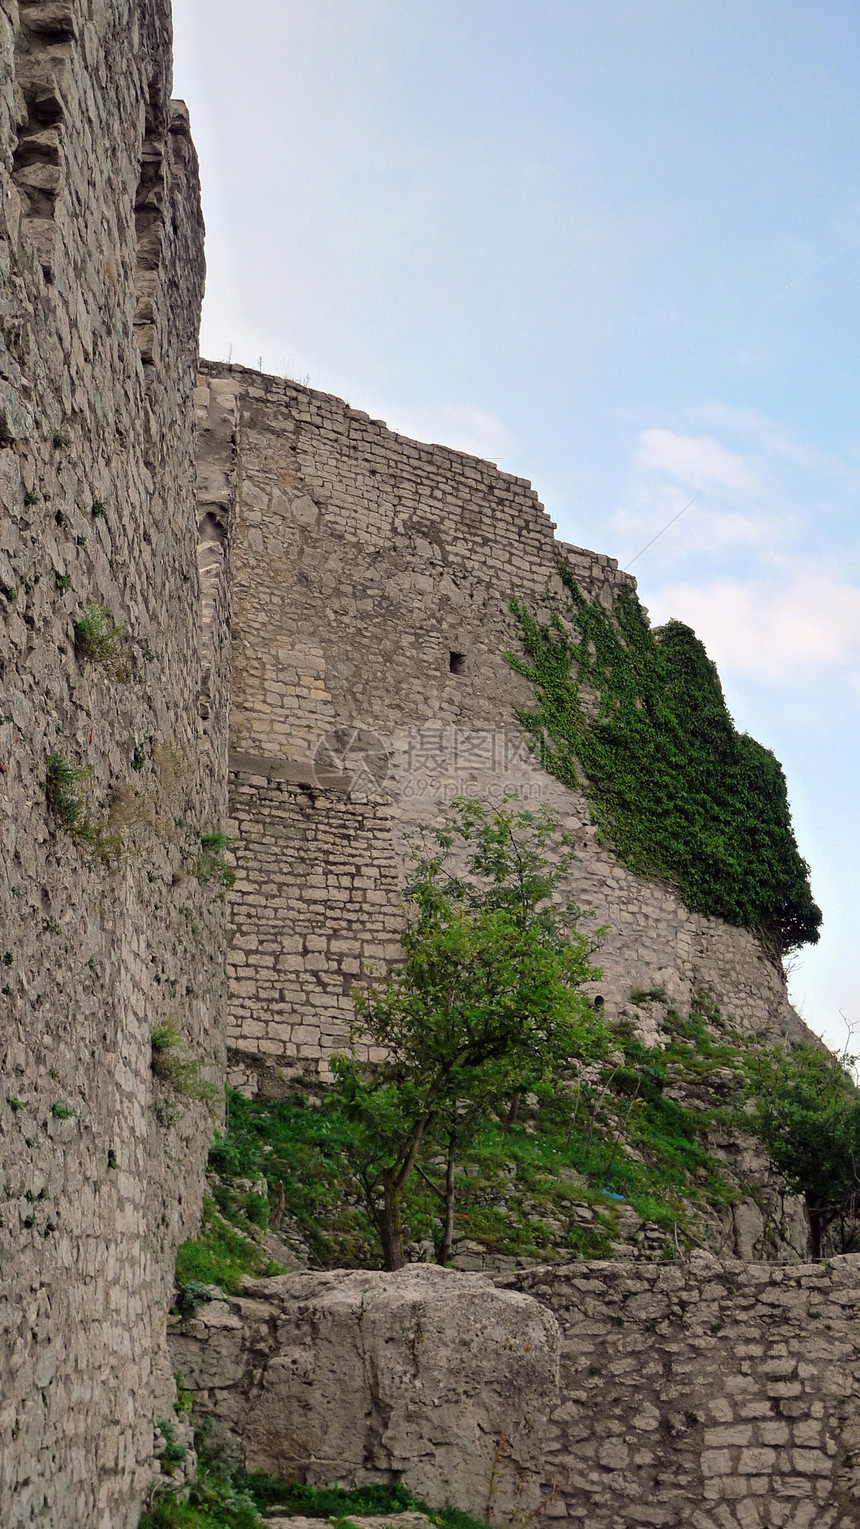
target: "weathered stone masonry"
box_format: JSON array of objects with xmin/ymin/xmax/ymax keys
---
[
  {"xmin": 170, "ymin": 1256, "xmax": 860, "ymax": 1529},
  {"xmin": 211, "ymin": 364, "xmax": 810, "ymax": 1082},
  {"xmin": 0, "ymin": 4, "xmax": 227, "ymax": 1526},
  {"xmin": 510, "ymin": 1254, "xmax": 860, "ymax": 1527},
  {"xmin": 0, "ymin": 5, "xmax": 838, "ymax": 1524}
]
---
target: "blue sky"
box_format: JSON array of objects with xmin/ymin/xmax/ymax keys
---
[{"xmin": 172, "ymin": 0, "xmax": 860, "ymax": 1050}]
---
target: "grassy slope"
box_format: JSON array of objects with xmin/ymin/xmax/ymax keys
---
[{"xmin": 175, "ymin": 993, "xmax": 780, "ymax": 1293}]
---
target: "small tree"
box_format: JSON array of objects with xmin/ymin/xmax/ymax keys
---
[
  {"xmin": 745, "ymin": 1037, "xmax": 860, "ymax": 1257},
  {"xmin": 332, "ymin": 797, "xmax": 606, "ymax": 1270}
]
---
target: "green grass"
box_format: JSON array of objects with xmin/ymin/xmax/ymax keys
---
[
  {"xmin": 189, "ymin": 1001, "xmax": 748, "ymax": 1277},
  {"xmin": 141, "ymin": 1464, "xmax": 491, "ymax": 1529},
  {"xmin": 175, "ymin": 1199, "xmax": 281, "ymax": 1295},
  {"xmin": 235, "ymin": 1474, "xmax": 489, "ymax": 1529},
  {"xmin": 178, "ymin": 987, "xmax": 814, "ymax": 1294},
  {"xmin": 141, "ymin": 1464, "xmax": 263, "ymax": 1528}
]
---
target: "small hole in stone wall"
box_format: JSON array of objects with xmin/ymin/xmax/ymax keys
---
[
  {"xmin": 593, "ymin": 994, "xmax": 605, "ymax": 1009},
  {"xmin": 449, "ymin": 651, "xmax": 466, "ymax": 675}
]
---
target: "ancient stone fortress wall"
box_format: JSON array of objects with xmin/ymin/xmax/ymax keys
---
[
  {"xmin": 211, "ymin": 364, "xmax": 808, "ymax": 1081},
  {"xmin": 511, "ymin": 1254, "xmax": 860, "ymax": 1528},
  {"xmin": 169, "ymin": 1255, "xmax": 860, "ymax": 1529},
  {"xmin": 0, "ymin": 4, "xmax": 226, "ymax": 1525}
]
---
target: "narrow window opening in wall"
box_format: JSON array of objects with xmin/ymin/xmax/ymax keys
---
[{"xmin": 449, "ymin": 651, "xmax": 466, "ymax": 675}]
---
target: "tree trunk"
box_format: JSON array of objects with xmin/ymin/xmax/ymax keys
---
[
  {"xmin": 374, "ymin": 1117, "xmax": 432, "ymax": 1271},
  {"xmin": 379, "ymin": 1178, "xmax": 406, "ymax": 1271},
  {"xmin": 439, "ymin": 1146, "xmax": 457, "ymax": 1266},
  {"xmin": 504, "ymin": 1093, "xmax": 521, "ymax": 1131},
  {"xmin": 806, "ymin": 1193, "xmax": 823, "ymax": 1260}
]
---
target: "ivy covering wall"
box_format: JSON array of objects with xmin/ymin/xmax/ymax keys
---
[{"xmin": 508, "ymin": 566, "xmax": 821, "ymax": 953}]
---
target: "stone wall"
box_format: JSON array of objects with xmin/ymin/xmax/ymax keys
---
[
  {"xmin": 509, "ymin": 1255, "xmax": 860, "ymax": 1528},
  {"xmin": 208, "ymin": 363, "xmax": 811, "ymax": 1082},
  {"xmin": 170, "ymin": 1258, "xmax": 860, "ymax": 1529},
  {"xmin": 0, "ymin": 4, "xmax": 225, "ymax": 1525},
  {"xmin": 227, "ymin": 773, "xmax": 403, "ymax": 1071}
]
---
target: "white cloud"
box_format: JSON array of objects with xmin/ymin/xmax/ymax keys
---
[
  {"xmin": 610, "ymin": 409, "xmax": 851, "ymax": 574},
  {"xmin": 636, "ymin": 428, "xmax": 757, "ymax": 493},
  {"xmin": 378, "ymin": 402, "xmax": 516, "ymax": 461},
  {"xmin": 684, "ymin": 402, "xmax": 852, "ymax": 480},
  {"xmin": 649, "ymin": 569, "xmax": 860, "ymax": 682},
  {"xmin": 612, "ymin": 500, "xmax": 772, "ymax": 566}
]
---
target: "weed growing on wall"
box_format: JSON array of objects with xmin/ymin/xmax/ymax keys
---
[
  {"xmin": 45, "ymin": 750, "xmax": 124, "ymax": 862},
  {"xmin": 46, "ymin": 751, "xmax": 93, "ymax": 836},
  {"xmin": 196, "ymin": 833, "xmax": 236, "ymax": 890},
  {"xmin": 74, "ymin": 603, "xmax": 130, "ymax": 680},
  {"xmin": 508, "ymin": 567, "xmax": 821, "ymax": 953},
  {"xmin": 151, "ymin": 1026, "xmax": 219, "ymax": 1117}
]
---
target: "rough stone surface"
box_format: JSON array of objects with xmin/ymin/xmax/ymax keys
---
[
  {"xmin": 168, "ymin": 1265, "xmax": 560, "ymax": 1523},
  {"xmin": 170, "ymin": 1258, "xmax": 860, "ymax": 1528},
  {"xmin": 0, "ymin": 3, "xmax": 845, "ymax": 1522},
  {"xmin": 0, "ymin": 4, "xmax": 227, "ymax": 1525},
  {"xmin": 207, "ymin": 364, "xmax": 815, "ymax": 1082}
]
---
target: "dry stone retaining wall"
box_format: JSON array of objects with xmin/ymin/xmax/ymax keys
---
[
  {"xmin": 211, "ymin": 364, "xmax": 811, "ymax": 1082},
  {"xmin": 0, "ymin": 4, "xmax": 226, "ymax": 1525},
  {"xmin": 509, "ymin": 1254, "xmax": 860, "ymax": 1528},
  {"xmin": 169, "ymin": 1258, "xmax": 860, "ymax": 1529}
]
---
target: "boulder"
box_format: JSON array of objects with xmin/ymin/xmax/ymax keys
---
[{"xmin": 169, "ymin": 1265, "xmax": 560, "ymax": 1523}]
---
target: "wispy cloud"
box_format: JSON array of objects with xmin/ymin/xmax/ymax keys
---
[
  {"xmin": 613, "ymin": 498, "xmax": 773, "ymax": 566},
  {"xmin": 636, "ymin": 428, "xmax": 758, "ymax": 493},
  {"xmin": 649, "ymin": 567, "xmax": 860, "ymax": 683},
  {"xmin": 379, "ymin": 401, "xmax": 516, "ymax": 461},
  {"xmin": 610, "ymin": 406, "xmax": 859, "ymax": 576}
]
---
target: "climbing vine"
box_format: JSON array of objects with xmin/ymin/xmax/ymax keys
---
[{"xmin": 508, "ymin": 566, "xmax": 821, "ymax": 953}]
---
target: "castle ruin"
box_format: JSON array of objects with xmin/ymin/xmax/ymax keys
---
[{"xmin": 2, "ymin": 5, "xmax": 858, "ymax": 1528}]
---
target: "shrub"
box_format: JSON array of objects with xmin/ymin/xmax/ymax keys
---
[
  {"xmin": 745, "ymin": 1040, "xmax": 860, "ymax": 1256},
  {"xmin": 74, "ymin": 603, "xmax": 130, "ymax": 680},
  {"xmin": 46, "ymin": 751, "xmax": 93, "ymax": 836}
]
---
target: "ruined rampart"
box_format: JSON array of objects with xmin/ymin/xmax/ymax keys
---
[
  {"xmin": 170, "ymin": 1256, "xmax": 860, "ymax": 1529},
  {"xmin": 0, "ymin": 4, "xmax": 227, "ymax": 1524},
  {"xmin": 209, "ymin": 365, "xmax": 810, "ymax": 1085},
  {"xmin": 0, "ymin": 6, "xmax": 837, "ymax": 1523}
]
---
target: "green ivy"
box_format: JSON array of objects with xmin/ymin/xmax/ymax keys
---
[{"xmin": 508, "ymin": 567, "xmax": 821, "ymax": 952}]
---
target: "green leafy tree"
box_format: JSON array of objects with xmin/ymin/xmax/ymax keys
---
[
  {"xmin": 745, "ymin": 1039, "xmax": 860, "ymax": 1256},
  {"xmin": 332, "ymin": 797, "xmax": 607, "ymax": 1270}
]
